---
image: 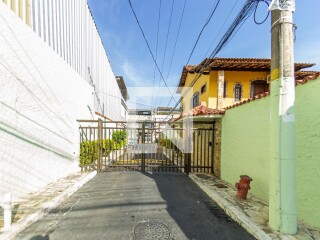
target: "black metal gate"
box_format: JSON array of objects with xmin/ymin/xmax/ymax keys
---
[{"xmin": 77, "ymin": 119, "xmax": 214, "ymax": 174}]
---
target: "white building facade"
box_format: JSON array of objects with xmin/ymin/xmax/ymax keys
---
[
  {"xmin": 2, "ymin": 0, "xmax": 124, "ymax": 120},
  {"xmin": 0, "ymin": 0, "xmax": 125, "ymax": 201}
]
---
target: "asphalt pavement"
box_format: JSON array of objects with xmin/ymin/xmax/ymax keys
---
[{"xmin": 16, "ymin": 172, "xmax": 255, "ymax": 240}]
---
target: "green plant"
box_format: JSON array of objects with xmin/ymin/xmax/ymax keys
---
[
  {"xmin": 112, "ymin": 130, "xmax": 127, "ymax": 144},
  {"xmin": 159, "ymin": 138, "xmax": 175, "ymax": 149},
  {"xmin": 80, "ymin": 140, "xmax": 98, "ymax": 166},
  {"xmin": 80, "ymin": 139, "xmax": 114, "ymax": 166},
  {"xmin": 79, "ymin": 131, "xmax": 128, "ymax": 166}
]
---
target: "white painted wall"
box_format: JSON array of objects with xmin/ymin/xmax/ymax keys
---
[
  {"xmin": 0, "ymin": 2, "xmax": 93, "ymax": 201},
  {"xmin": 30, "ymin": 0, "xmax": 123, "ymax": 120},
  {"xmin": 1, "ymin": 0, "xmax": 124, "ymax": 121}
]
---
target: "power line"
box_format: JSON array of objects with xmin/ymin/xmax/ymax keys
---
[
  {"xmin": 97, "ymin": 91, "xmax": 155, "ymax": 108},
  {"xmin": 203, "ymin": 0, "xmax": 240, "ymax": 59},
  {"xmin": 186, "ymin": 0, "xmax": 221, "ymax": 65},
  {"xmin": 208, "ymin": 1, "xmax": 259, "ymax": 58},
  {"xmin": 128, "ymin": 0, "xmax": 175, "ymax": 103},
  {"xmin": 151, "ymin": 0, "xmax": 162, "ymax": 106},
  {"xmin": 154, "ymin": 0, "xmax": 175, "ymax": 107},
  {"xmin": 253, "ymin": 0, "xmax": 270, "ymax": 25},
  {"xmin": 163, "ymin": 0, "xmax": 262, "ymax": 120},
  {"xmin": 161, "ymin": 0, "xmax": 187, "ymax": 108},
  {"xmin": 165, "ymin": 0, "xmax": 187, "ymax": 81},
  {"xmin": 160, "ymin": 0, "xmax": 175, "ymax": 73}
]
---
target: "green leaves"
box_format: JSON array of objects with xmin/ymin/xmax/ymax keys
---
[
  {"xmin": 112, "ymin": 130, "xmax": 127, "ymax": 144},
  {"xmin": 80, "ymin": 130, "xmax": 127, "ymax": 166}
]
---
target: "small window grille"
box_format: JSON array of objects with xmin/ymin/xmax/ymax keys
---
[{"xmin": 234, "ymin": 84, "xmax": 242, "ymax": 101}]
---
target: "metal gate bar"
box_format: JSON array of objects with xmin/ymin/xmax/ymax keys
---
[{"xmin": 77, "ymin": 119, "xmax": 214, "ymax": 174}]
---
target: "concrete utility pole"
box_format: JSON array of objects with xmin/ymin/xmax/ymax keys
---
[{"xmin": 269, "ymin": 0, "xmax": 296, "ymax": 234}]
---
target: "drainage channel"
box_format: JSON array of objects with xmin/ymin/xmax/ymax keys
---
[{"xmin": 202, "ymin": 199, "xmax": 233, "ymax": 222}]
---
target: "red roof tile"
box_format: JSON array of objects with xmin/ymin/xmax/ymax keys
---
[
  {"xmin": 175, "ymin": 105, "xmax": 225, "ymax": 121},
  {"xmin": 225, "ymin": 92, "xmax": 271, "ymax": 110},
  {"xmin": 177, "ymin": 57, "xmax": 316, "ymax": 90},
  {"xmin": 295, "ymin": 71, "xmax": 320, "ymax": 84}
]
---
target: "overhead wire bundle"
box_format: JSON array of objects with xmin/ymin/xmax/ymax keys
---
[
  {"xmin": 163, "ymin": 0, "xmax": 269, "ymax": 120},
  {"xmin": 127, "ymin": 0, "xmax": 269, "ymax": 120},
  {"xmin": 127, "ymin": 0, "xmax": 175, "ymax": 106},
  {"xmin": 186, "ymin": 0, "xmax": 221, "ymax": 65}
]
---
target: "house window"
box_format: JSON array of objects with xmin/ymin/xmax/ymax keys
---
[
  {"xmin": 250, "ymin": 80, "xmax": 269, "ymax": 98},
  {"xmin": 223, "ymin": 81, "xmax": 227, "ymax": 98},
  {"xmin": 201, "ymin": 83, "xmax": 207, "ymax": 94},
  {"xmin": 191, "ymin": 92, "xmax": 199, "ymax": 108},
  {"xmin": 234, "ymin": 84, "xmax": 242, "ymax": 101}
]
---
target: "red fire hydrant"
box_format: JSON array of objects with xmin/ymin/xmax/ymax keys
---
[{"xmin": 235, "ymin": 175, "xmax": 252, "ymax": 199}]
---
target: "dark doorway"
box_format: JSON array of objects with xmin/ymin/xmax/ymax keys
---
[{"xmin": 250, "ymin": 80, "xmax": 269, "ymax": 98}]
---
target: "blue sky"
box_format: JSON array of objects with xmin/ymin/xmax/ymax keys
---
[{"xmin": 88, "ymin": 0, "xmax": 320, "ymax": 108}]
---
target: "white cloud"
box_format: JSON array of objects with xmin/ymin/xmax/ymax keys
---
[{"xmin": 121, "ymin": 61, "xmax": 146, "ymax": 87}]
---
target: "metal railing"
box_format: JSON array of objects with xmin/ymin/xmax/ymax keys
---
[{"xmin": 77, "ymin": 119, "xmax": 215, "ymax": 174}]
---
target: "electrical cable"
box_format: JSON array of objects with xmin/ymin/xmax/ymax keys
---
[
  {"xmin": 159, "ymin": 0, "xmax": 187, "ymax": 109},
  {"xmin": 153, "ymin": 0, "xmax": 175, "ymax": 107},
  {"xmin": 151, "ymin": 0, "xmax": 162, "ymax": 107},
  {"xmin": 163, "ymin": 0, "xmax": 261, "ymax": 121},
  {"xmin": 164, "ymin": 0, "xmax": 239, "ymax": 110},
  {"xmin": 186, "ymin": 0, "xmax": 221, "ymax": 65},
  {"xmin": 128, "ymin": 0, "xmax": 175, "ymax": 104},
  {"xmin": 97, "ymin": 91, "xmax": 156, "ymax": 108},
  {"xmin": 160, "ymin": 0, "xmax": 175, "ymax": 77},
  {"xmin": 165, "ymin": 0, "xmax": 187, "ymax": 82},
  {"xmin": 293, "ymin": 24, "xmax": 297, "ymax": 42},
  {"xmin": 254, "ymin": 0, "xmax": 270, "ymax": 25},
  {"xmin": 203, "ymin": 0, "xmax": 240, "ymax": 59}
]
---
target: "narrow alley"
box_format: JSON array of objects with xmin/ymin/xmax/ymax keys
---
[{"xmin": 16, "ymin": 173, "xmax": 255, "ymax": 240}]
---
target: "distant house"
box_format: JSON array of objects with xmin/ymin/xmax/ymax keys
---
[
  {"xmin": 177, "ymin": 58, "xmax": 316, "ymax": 111},
  {"xmin": 116, "ymin": 76, "xmax": 129, "ymax": 121}
]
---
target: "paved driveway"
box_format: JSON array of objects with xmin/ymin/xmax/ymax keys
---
[{"xmin": 17, "ymin": 172, "xmax": 255, "ymax": 240}]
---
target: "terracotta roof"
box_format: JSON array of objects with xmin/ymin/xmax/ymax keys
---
[
  {"xmin": 177, "ymin": 58, "xmax": 315, "ymax": 91},
  {"xmin": 195, "ymin": 58, "xmax": 314, "ymax": 72},
  {"xmin": 225, "ymin": 92, "xmax": 270, "ymax": 110},
  {"xmin": 295, "ymin": 71, "xmax": 320, "ymax": 84},
  {"xmin": 175, "ymin": 105, "xmax": 225, "ymax": 121},
  {"xmin": 177, "ymin": 65, "xmax": 197, "ymax": 93}
]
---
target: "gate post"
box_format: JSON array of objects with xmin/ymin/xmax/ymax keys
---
[
  {"xmin": 184, "ymin": 119, "xmax": 192, "ymax": 174},
  {"xmin": 141, "ymin": 122, "xmax": 146, "ymax": 172},
  {"xmin": 97, "ymin": 118, "xmax": 102, "ymax": 173}
]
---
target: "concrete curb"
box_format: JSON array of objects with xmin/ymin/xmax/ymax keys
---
[
  {"xmin": 1, "ymin": 171, "xmax": 97, "ymax": 240},
  {"xmin": 189, "ymin": 174, "xmax": 272, "ymax": 240}
]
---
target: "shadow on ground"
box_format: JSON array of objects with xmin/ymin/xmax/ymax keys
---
[
  {"xmin": 16, "ymin": 172, "xmax": 255, "ymax": 240},
  {"xmin": 140, "ymin": 172, "xmax": 255, "ymax": 240}
]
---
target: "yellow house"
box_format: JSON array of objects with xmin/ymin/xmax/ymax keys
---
[{"xmin": 177, "ymin": 58, "xmax": 314, "ymax": 111}]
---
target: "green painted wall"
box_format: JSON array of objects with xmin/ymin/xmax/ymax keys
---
[
  {"xmin": 221, "ymin": 78, "xmax": 320, "ymax": 229},
  {"xmin": 295, "ymin": 80, "xmax": 320, "ymax": 228},
  {"xmin": 221, "ymin": 97, "xmax": 270, "ymax": 201}
]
